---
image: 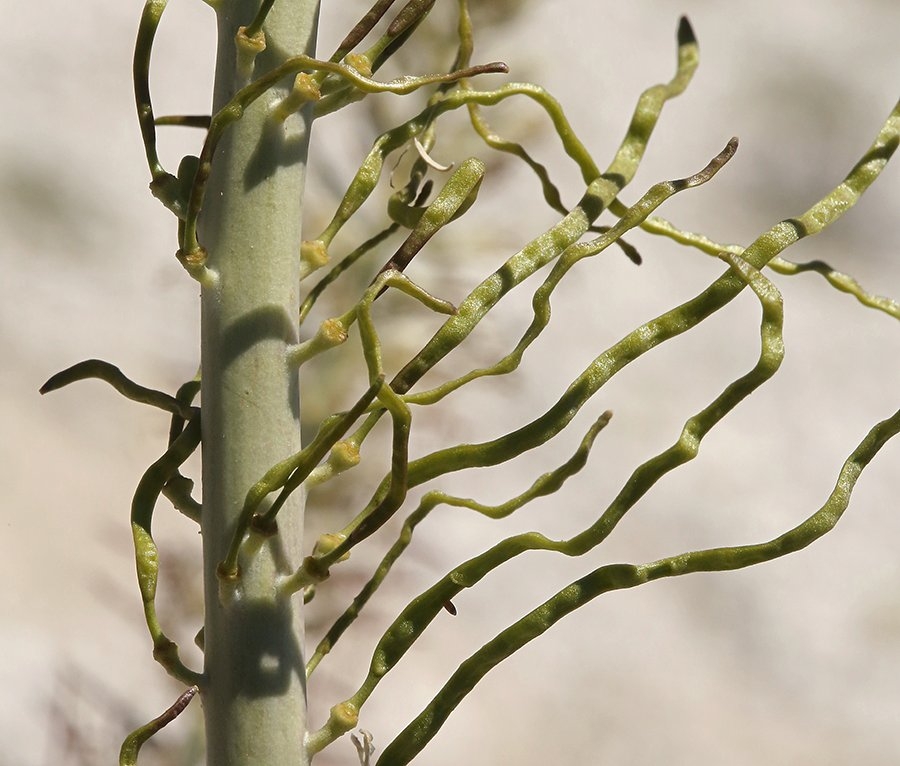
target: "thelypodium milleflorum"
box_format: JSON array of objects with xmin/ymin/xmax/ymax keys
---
[{"xmin": 41, "ymin": 2, "xmax": 899, "ymax": 765}]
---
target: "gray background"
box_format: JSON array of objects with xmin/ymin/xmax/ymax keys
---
[{"xmin": 3, "ymin": 1, "xmax": 899, "ymax": 764}]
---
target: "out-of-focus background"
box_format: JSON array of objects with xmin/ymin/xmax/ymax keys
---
[{"xmin": 3, "ymin": 2, "xmax": 900, "ymax": 764}]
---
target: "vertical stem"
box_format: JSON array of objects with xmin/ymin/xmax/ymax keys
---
[{"xmin": 199, "ymin": 2, "xmax": 319, "ymax": 765}]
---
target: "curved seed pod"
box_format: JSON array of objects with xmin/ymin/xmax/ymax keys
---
[
  {"xmin": 133, "ymin": 0, "xmax": 170, "ymax": 182},
  {"xmin": 131, "ymin": 416, "xmax": 202, "ymax": 685},
  {"xmin": 119, "ymin": 686, "xmax": 198, "ymax": 766},
  {"xmin": 40, "ymin": 359, "xmax": 194, "ymax": 420}
]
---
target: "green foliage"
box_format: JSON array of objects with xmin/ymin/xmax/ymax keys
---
[{"xmin": 41, "ymin": 1, "xmax": 898, "ymax": 764}]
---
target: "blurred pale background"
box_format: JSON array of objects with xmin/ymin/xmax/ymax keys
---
[{"xmin": 3, "ymin": 2, "xmax": 900, "ymax": 764}]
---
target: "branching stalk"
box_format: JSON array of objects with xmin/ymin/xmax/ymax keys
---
[{"xmin": 46, "ymin": 6, "xmax": 898, "ymax": 764}]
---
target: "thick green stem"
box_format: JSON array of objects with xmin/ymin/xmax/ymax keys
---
[{"xmin": 199, "ymin": 2, "xmax": 319, "ymax": 765}]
